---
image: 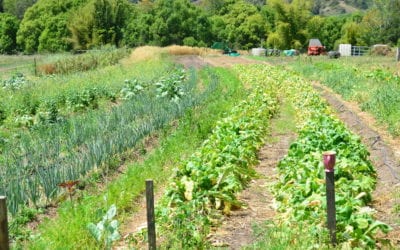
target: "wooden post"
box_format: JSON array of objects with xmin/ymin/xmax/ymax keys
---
[
  {"xmin": 34, "ymin": 57, "xmax": 37, "ymax": 76},
  {"xmin": 323, "ymin": 151, "xmax": 337, "ymax": 245},
  {"xmin": 0, "ymin": 196, "xmax": 9, "ymax": 250},
  {"xmin": 396, "ymin": 48, "xmax": 400, "ymax": 62},
  {"xmin": 146, "ymin": 180, "xmax": 156, "ymax": 250}
]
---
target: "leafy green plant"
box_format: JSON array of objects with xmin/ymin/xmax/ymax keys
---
[
  {"xmin": 266, "ymin": 66, "xmax": 391, "ymax": 248},
  {"xmin": 158, "ymin": 65, "xmax": 279, "ymax": 248},
  {"xmin": 120, "ymin": 79, "xmax": 146, "ymax": 100},
  {"xmin": 1, "ymin": 72, "xmax": 29, "ymax": 91},
  {"xmin": 155, "ymin": 68, "xmax": 186, "ymax": 102},
  {"xmin": 87, "ymin": 204, "xmax": 120, "ymax": 250}
]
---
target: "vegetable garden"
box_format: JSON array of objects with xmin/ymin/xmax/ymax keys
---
[{"xmin": 1, "ymin": 50, "xmax": 399, "ymax": 249}]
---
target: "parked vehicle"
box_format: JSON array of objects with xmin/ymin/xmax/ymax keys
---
[
  {"xmin": 328, "ymin": 51, "xmax": 341, "ymax": 59},
  {"xmin": 308, "ymin": 38, "xmax": 326, "ymax": 55}
]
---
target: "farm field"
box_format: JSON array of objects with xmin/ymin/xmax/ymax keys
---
[{"xmin": 1, "ymin": 48, "xmax": 400, "ymax": 249}]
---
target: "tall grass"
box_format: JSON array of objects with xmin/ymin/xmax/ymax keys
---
[
  {"xmin": 37, "ymin": 47, "xmax": 130, "ymax": 75},
  {"xmin": 23, "ymin": 67, "xmax": 247, "ymax": 249}
]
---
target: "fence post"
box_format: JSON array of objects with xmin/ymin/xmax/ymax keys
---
[
  {"xmin": 0, "ymin": 196, "xmax": 9, "ymax": 250},
  {"xmin": 396, "ymin": 48, "xmax": 400, "ymax": 62},
  {"xmin": 34, "ymin": 57, "xmax": 37, "ymax": 76},
  {"xmin": 323, "ymin": 151, "xmax": 337, "ymax": 246},
  {"xmin": 146, "ymin": 180, "xmax": 156, "ymax": 250}
]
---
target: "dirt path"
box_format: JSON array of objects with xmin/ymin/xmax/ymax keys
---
[
  {"xmin": 313, "ymin": 82, "xmax": 400, "ymax": 244},
  {"xmin": 209, "ymin": 111, "xmax": 296, "ymax": 249}
]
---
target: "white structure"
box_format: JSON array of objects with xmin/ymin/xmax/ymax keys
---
[
  {"xmin": 339, "ymin": 44, "xmax": 352, "ymax": 56},
  {"xmin": 251, "ymin": 48, "xmax": 266, "ymax": 56}
]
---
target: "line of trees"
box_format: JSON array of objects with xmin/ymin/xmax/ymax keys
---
[{"xmin": 0, "ymin": 0, "xmax": 399, "ymax": 54}]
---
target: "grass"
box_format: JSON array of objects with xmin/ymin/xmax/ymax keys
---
[
  {"xmin": 244, "ymin": 220, "xmax": 330, "ymax": 250},
  {"xmin": 286, "ymin": 56, "xmax": 400, "ymax": 136},
  {"xmin": 20, "ymin": 66, "xmax": 247, "ymax": 249}
]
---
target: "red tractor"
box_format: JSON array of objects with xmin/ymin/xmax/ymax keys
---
[{"xmin": 308, "ymin": 38, "xmax": 326, "ymax": 56}]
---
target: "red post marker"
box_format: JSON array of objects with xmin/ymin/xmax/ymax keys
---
[
  {"xmin": 323, "ymin": 151, "xmax": 336, "ymax": 172},
  {"xmin": 323, "ymin": 151, "xmax": 336, "ymax": 245}
]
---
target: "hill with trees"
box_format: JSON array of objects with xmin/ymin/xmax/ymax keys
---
[{"xmin": 0, "ymin": 0, "xmax": 399, "ymax": 54}]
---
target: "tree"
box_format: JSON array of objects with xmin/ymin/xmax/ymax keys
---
[
  {"xmin": 371, "ymin": 0, "xmax": 400, "ymax": 44},
  {"xmin": 0, "ymin": 13, "xmax": 19, "ymax": 53},
  {"xmin": 3, "ymin": 0, "xmax": 37, "ymax": 19},
  {"xmin": 145, "ymin": 0, "xmax": 211, "ymax": 46},
  {"xmin": 263, "ymin": 0, "xmax": 312, "ymax": 49},
  {"xmin": 17, "ymin": 0, "xmax": 87, "ymax": 53},
  {"xmin": 212, "ymin": 0, "xmax": 267, "ymax": 49},
  {"xmin": 68, "ymin": 0, "xmax": 132, "ymax": 50}
]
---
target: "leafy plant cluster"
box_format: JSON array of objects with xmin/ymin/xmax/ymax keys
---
[
  {"xmin": 0, "ymin": 68, "xmax": 213, "ymax": 215},
  {"xmin": 158, "ymin": 65, "xmax": 279, "ymax": 248},
  {"xmin": 120, "ymin": 68, "xmax": 186, "ymax": 103},
  {"xmin": 269, "ymin": 67, "xmax": 391, "ymax": 248},
  {"xmin": 1, "ymin": 72, "xmax": 29, "ymax": 90},
  {"xmin": 87, "ymin": 204, "xmax": 120, "ymax": 250}
]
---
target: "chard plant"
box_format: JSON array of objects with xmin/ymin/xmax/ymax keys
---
[{"xmin": 87, "ymin": 204, "xmax": 120, "ymax": 250}]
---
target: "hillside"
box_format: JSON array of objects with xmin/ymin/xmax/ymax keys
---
[{"xmin": 313, "ymin": 0, "xmax": 372, "ymax": 15}]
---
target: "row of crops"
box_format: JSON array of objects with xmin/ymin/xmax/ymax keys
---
[
  {"xmin": 291, "ymin": 61, "xmax": 400, "ymax": 136},
  {"xmin": 270, "ymin": 66, "xmax": 390, "ymax": 248},
  {"xmin": 0, "ymin": 66, "xmax": 219, "ymax": 215},
  {"xmin": 0, "ymin": 61, "xmax": 174, "ymax": 133},
  {"xmin": 153, "ymin": 64, "xmax": 390, "ymax": 248},
  {"xmin": 157, "ymin": 65, "xmax": 280, "ymax": 248}
]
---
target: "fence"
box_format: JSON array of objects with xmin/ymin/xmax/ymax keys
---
[{"xmin": 351, "ymin": 46, "xmax": 370, "ymax": 56}]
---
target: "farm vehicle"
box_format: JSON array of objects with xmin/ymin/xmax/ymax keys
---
[
  {"xmin": 308, "ymin": 38, "xmax": 326, "ymax": 56},
  {"xmin": 211, "ymin": 42, "xmax": 240, "ymax": 56}
]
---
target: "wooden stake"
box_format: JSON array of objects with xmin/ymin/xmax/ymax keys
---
[
  {"xmin": 146, "ymin": 180, "xmax": 156, "ymax": 250},
  {"xmin": 323, "ymin": 151, "xmax": 337, "ymax": 245},
  {"xmin": 396, "ymin": 48, "xmax": 400, "ymax": 62},
  {"xmin": 325, "ymin": 171, "xmax": 337, "ymax": 245},
  {"xmin": 0, "ymin": 196, "xmax": 9, "ymax": 250}
]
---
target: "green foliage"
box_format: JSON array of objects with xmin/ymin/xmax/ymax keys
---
[
  {"xmin": 24, "ymin": 66, "xmax": 247, "ymax": 250},
  {"xmin": 68, "ymin": 0, "xmax": 132, "ymax": 50},
  {"xmin": 268, "ymin": 65, "xmax": 391, "ymax": 248},
  {"xmin": 0, "ymin": 66, "xmax": 212, "ymax": 215},
  {"xmin": 1, "ymin": 72, "xmax": 28, "ymax": 90},
  {"xmin": 87, "ymin": 204, "xmax": 120, "ymax": 250},
  {"xmin": 17, "ymin": 0, "xmax": 86, "ymax": 53},
  {"xmin": 292, "ymin": 60, "xmax": 400, "ymax": 136},
  {"xmin": 263, "ymin": 0, "xmax": 312, "ymax": 49},
  {"xmin": 124, "ymin": 0, "xmax": 212, "ymax": 47},
  {"xmin": 3, "ymin": 0, "xmax": 36, "ymax": 19},
  {"xmin": 158, "ymin": 64, "xmax": 279, "ymax": 248},
  {"xmin": 215, "ymin": 0, "xmax": 267, "ymax": 49},
  {"xmin": 0, "ymin": 12, "xmax": 19, "ymax": 54}
]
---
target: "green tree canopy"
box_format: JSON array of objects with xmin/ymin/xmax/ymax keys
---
[
  {"xmin": 0, "ymin": 12, "xmax": 19, "ymax": 53},
  {"xmin": 17, "ymin": 0, "xmax": 87, "ymax": 53},
  {"xmin": 3, "ymin": 0, "xmax": 37, "ymax": 19},
  {"xmin": 68, "ymin": 0, "xmax": 132, "ymax": 50}
]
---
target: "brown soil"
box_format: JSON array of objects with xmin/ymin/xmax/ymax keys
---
[{"xmin": 208, "ymin": 120, "xmax": 296, "ymax": 249}]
